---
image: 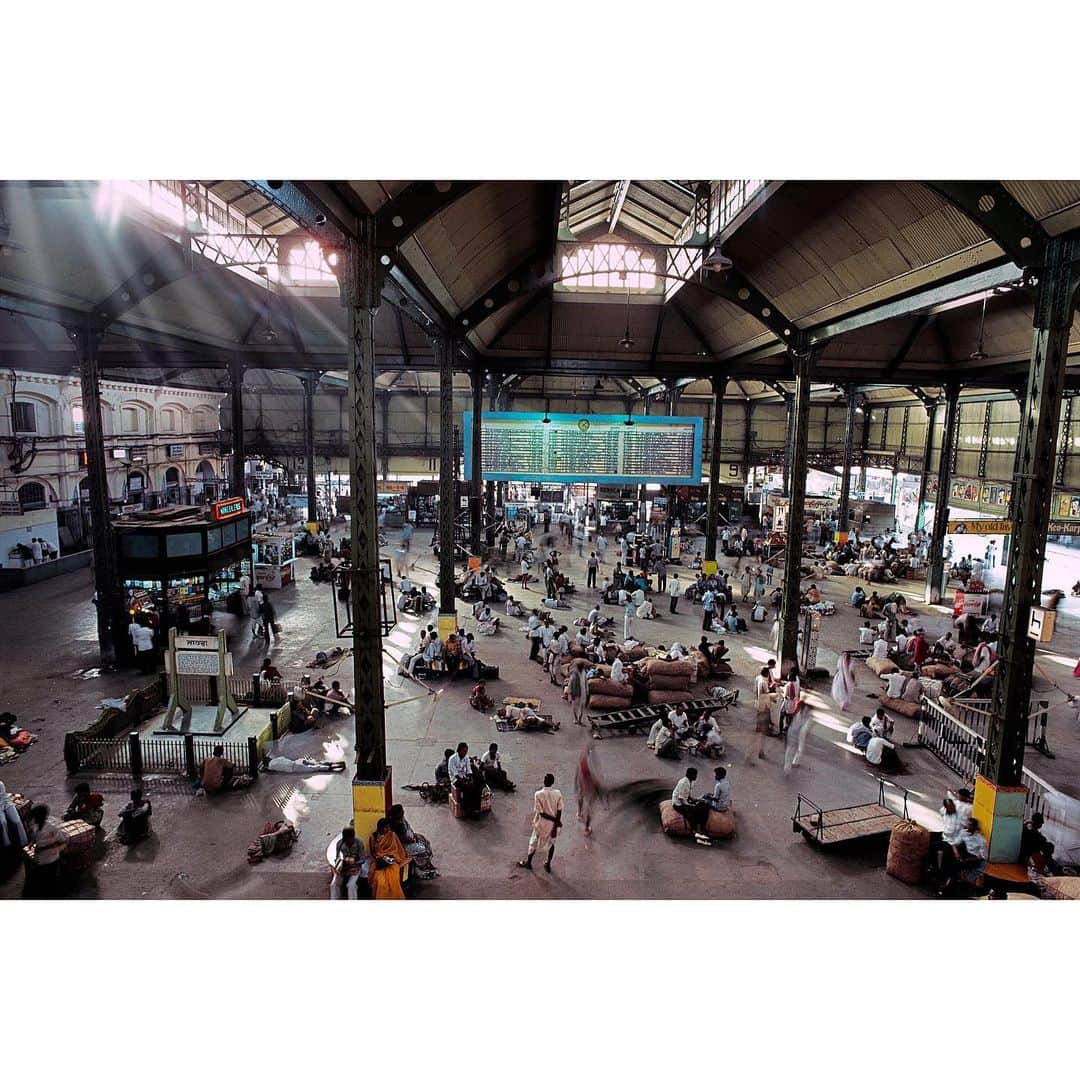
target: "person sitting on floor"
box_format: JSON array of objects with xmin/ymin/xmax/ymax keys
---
[
  {"xmin": 865, "ymin": 732, "xmax": 900, "ymax": 769},
  {"xmin": 668, "ymin": 702, "xmax": 692, "ymax": 738},
  {"xmin": 870, "ymin": 705, "xmax": 895, "ymax": 738},
  {"xmin": 434, "ymin": 748, "xmax": 454, "ymax": 786},
  {"xmin": 259, "ymin": 658, "xmax": 283, "ymax": 682},
  {"xmin": 858, "ymin": 620, "xmax": 877, "ymax": 646},
  {"xmin": 654, "ymin": 718, "xmax": 680, "ymax": 760},
  {"xmin": 871, "ymin": 636, "xmax": 890, "ymax": 661},
  {"xmin": 505, "ymin": 594, "xmax": 526, "ymax": 617},
  {"xmin": 117, "ymin": 789, "xmax": 152, "ymax": 844},
  {"xmin": 324, "ymin": 681, "xmax": 351, "ymax": 715},
  {"xmin": 469, "ymin": 682, "xmax": 494, "ymax": 712},
  {"xmin": 610, "ymin": 655, "xmax": 628, "ymax": 684},
  {"xmin": 330, "ymin": 825, "xmax": 369, "ymax": 900},
  {"xmin": 724, "ymin": 606, "xmax": 748, "ymax": 634},
  {"xmin": 390, "ymin": 803, "xmax": 438, "ymax": 879},
  {"xmin": 369, "ymin": 818, "xmax": 411, "ymax": 900},
  {"xmin": 847, "ymin": 716, "xmax": 873, "ymax": 751},
  {"xmin": 672, "ymin": 767, "xmax": 711, "ymax": 838},
  {"xmin": 477, "ymin": 606, "xmax": 500, "ymax": 635},
  {"xmin": 637, "ymin": 597, "xmax": 656, "ymax": 619},
  {"xmin": 199, "ymin": 744, "xmax": 253, "ymax": 794},
  {"xmin": 63, "ymin": 782, "xmax": 104, "ymax": 828},
  {"xmin": 851, "ymin": 586, "xmax": 867, "ymax": 608},
  {"xmin": 480, "ymin": 742, "xmax": 516, "ymax": 792}
]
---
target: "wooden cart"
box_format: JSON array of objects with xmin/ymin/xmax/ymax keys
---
[{"xmin": 792, "ymin": 778, "xmax": 910, "ymax": 848}]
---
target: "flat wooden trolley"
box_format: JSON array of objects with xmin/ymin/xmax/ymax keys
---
[{"xmin": 792, "ymin": 778, "xmax": 910, "ymax": 848}]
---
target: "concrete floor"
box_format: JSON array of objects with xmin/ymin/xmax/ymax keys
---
[{"xmin": 3, "ymin": 525, "xmax": 1079, "ymax": 900}]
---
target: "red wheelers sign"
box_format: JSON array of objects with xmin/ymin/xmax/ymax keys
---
[{"xmin": 211, "ymin": 496, "xmax": 246, "ymax": 521}]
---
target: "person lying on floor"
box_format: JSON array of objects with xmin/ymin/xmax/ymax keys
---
[
  {"xmin": 263, "ymin": 755, "xmax": 346, "ymax": 774},
  {"xmin": 498, "ymin": 703, "xmax": 559, "ymax": 731}
]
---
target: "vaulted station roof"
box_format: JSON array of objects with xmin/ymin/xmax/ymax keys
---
[{"xmin": 4, "ymin": 178, "xmax": 1080, "ymax": 407}]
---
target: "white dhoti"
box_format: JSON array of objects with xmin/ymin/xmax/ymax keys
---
[{"xmin": 528, "ymin": 786, "xmax": 564, "ymax": 855}]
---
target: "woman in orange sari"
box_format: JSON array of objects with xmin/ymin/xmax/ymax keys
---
[{"xmin": 368, "ymin": 818, "xmax": 411, "ymax": 900}]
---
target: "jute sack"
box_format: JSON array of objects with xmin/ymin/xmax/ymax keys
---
[
  {"xmin": 587, "ymin": 694, "xmax": 633, "ymax": 710},
  {"xmin": 886, "ymin": 819, "xmax": 930, "ymax": 884},
  {"xmin": 659, "ymin": 799, "xmax": 736, "ymax": 839},
  {"xmin": 646, "ymin": 689, "xmax": 694, "ymax": 705}
]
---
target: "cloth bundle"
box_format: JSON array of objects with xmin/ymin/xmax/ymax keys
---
[
  {"xmin": 879, "ymin": 694, "xmax": 921, "ymax": 718},
  {"xmin": 646, "ymin": 689, "xmax": 694, "ymax": 705},
  {"xmin": 885, "ymin": 820, "xmax": 930, "ymax": 884},
  {"xmin": 866, "ymin": 656, "xmax": 899, "ymax": 676}
]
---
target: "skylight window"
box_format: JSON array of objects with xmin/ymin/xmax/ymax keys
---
[
  {"xmin": 558, "ymin": 243, "xmax": 658, "ymax": 293},
  {"xmin": 286, "ymin": 239, "xmax": 336, "ymax": 284}
]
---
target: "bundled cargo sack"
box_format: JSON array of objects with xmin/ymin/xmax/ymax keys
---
[
  {"xmin": 646, "ymin": 689, "xmax": 694, "ymax": 706},
  {"xmin": 886, "ymin": 819, "xmax": 930, "ymax": 884},
  {"xmin": 660, "ymin": 799, "xmax": 736, "ymax": 839}
]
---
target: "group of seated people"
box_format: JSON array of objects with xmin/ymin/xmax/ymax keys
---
[
  {"xmin": 286, "ymin": 678, "xmax": 353, "ymax": 732},
  {"xmin": 458, "ymin": 564, "xmax": 504, "ymax": 604},
  {"xmin": 397, "ymin": 579, "xmax": 435, "ymax": 615},
  {"xmin": 400, "ymin": 624, "xmax": 488, "ymax": 681},
  {"xmin": 330, "ymin": 803, "xmax": 439, "ymax": 900},
  {"xmin": 471, "ymin": 600, "xmax": 501, "ymax": 635},
  {"xmin": 646, "ymin": 702, "xmax": 725, "ymax": 759},
  {"xmin": 599, "ymin": 562, "xmax": 652, "ymax": 604},
  {"xmin": 845, "ymin": 709, "xmax": 901, "ymax": 769}
]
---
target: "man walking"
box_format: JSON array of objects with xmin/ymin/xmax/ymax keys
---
[
  {"xmin": 701, "ymin": 586, "xmax": 716, "ymax": 632},
  {"xmin": 597, "ymin": 534, "xmax": 607, "ymax": 562},
  {"xmin": 668, "ymin": 573, "xmax": 681, "ymax": 614},
  {"xmin": 518, "ymin": 773, "xmax": 564, "ymax": 873},
  {"xmin": 748, "ymin": 665, "xmax": 774, "ymax": 764},
  {"xmin": 527, "ymin": 609, "xmax": 543, "ymax": 663}
]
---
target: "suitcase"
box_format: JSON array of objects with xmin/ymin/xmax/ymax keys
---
[{"xmin": 479, "ymin": 663, "xmax": 500, "ymax": 680}]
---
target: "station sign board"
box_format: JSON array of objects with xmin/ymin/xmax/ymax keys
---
[
  {"xmin": 211, "ymin": 496, "xmax": 247, "ymax": 521},
  {"xmin": 948, "ymin": 519, "xmax": 1012, "ymax": 535}
]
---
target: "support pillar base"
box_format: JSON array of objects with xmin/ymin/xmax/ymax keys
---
[
  {"xmin": 438, "ymin": 612, "xmax": 459, "ymax": 640},
  {"xmin": 973, "ymin": 774, "xmax": 1026, "ymax": 863},
  {"xmin": 352, "ymin": 767, "xmax": 393, "ymax": 848}
]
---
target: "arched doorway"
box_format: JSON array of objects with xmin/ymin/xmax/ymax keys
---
[
  {"xmin": 194, "ymin": 460, "xmax": 217, "ymax": 501},
  {"xmin": 126, "ymin": 470, "xmax": 147, "ymax": 502},
  {"xmin": 164, "ymin": 466, "xmax": 182, "ymax": 504}
]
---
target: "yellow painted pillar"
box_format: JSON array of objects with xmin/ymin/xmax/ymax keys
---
[
  {"xmin": 352, "ymin": 767, "xmax": 393, "ymax": 853},
  {"xmin": 437, "ymin": 612, "xmax": 459, "ymax": 640},
  {"xmin": 973, "ymin": 774, "xmax": 1026, "ymax": 863}
]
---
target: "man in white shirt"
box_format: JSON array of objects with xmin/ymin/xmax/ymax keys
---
[
  {"xmin": 858, "ymin": 622, "xmax": 877, "ymax": 645},
  {"xmin": 882, "ymin": 670, "xmax": 909, "ymax": 700},
  {"xmin": 448, "ymin": 742, "xmax": 483, "ymax": 816},
  {"xmin": 848, "ymin": 716, "xmax": 872, "ymax": 749},
  {"xmin": 518, "ymin": 773, "xmax": 563, "ymax": 872},
  {"xmin": 129, "ymin": 621, "xmax": 156, "ymax": 673},
  {"xmin": 956, "ymin": 819, "xmax": 988, "ymax": 886},
  {"xmin": 872, "ymin": 637, "xmax": 889, "ymax": 660},
  {"xmin": 667, "ymin": 573, "xmax": 681, "ymax": 613},
  {"xmin": 527, "ymin": 612, "xmax": 543, "ymax": 663},
  {"xmin": 623, "ymin": 600, "xmax": 635, "ymax": 642},
  {"xmin": 596, "ymin": 534, "xmax": 607, "ymax": 561},
  {"xmin": 647, "ymin": 715, "xmax": 666, "ymax": 749},
  {"xmin": 668, "ymin": 703, "xmax": 691, "ymax": 737},
  {"xmin": 864, "ymin": 734, "xmax": 897, "ymax": 767},
  {"xmin": 701, "ymin": 588, "xmax": 717, "ymax": 631},
  {"xmin": 631, "ymin": 587, "xmax": 646, "ymax": 608},
  {"xmin": 610, "ymin": 656, "xmax": 627, "ymax": 684},
  {"xmin": 895, "ymin": 631, "xmax": 909, "ymax": 655},
  {"xmin": 672, "ymin": 767, "xmax": 710, "ymax": 836}
]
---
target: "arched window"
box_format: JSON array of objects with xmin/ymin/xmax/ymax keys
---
[
  {"xmin": 127, "ymin": 470, "xmax": 146, "ymax": 494},
  {"xmin": 12, "ymin": 396, "xmax": 53, "ymax": 435},
  {"xmin": 18, "ymin": 482, "xmax": 47, "ymax": 510},
  {"xmin": 71, "ymin": 402, "xmax": 85, "ymax": 435},
  {"xmin": 192, "ymin": 406, "xmax": 219, "ymax": 434},
  {"xmin": 165, "ymin": 466, "xmax": 181, "ymax": 488},
  {"xmin": 120, "ymin": 401, "xmax": 151, "ymax": 435}
]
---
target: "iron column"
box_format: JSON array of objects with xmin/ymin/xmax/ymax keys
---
[
  {"xmin": 780, "ymin": 341, "xmax": 816, "ymax": 672},
  {"xmin": 986, "ymin": 236, "xmax": 1080, "ymax": 787},
  {"xmin": 925, "ymin": 384, "xmax": 960, "ymax": 605},
  {"xmin": 302, "ymin": 373, "xmax": 318, "ymax": 524},
  {"xmin": 704, "ymin": 376, "xmax": 726, "ymax": 561},
  {"xmin": 229, "ymin": 355, "xmax": 246, "ymax": 499},
  {"xmin": 435, "ymin": 332, "xmax": 457, "ymax": 614},
  {"xmin": 76, "ymin": 320, "xmax": 119, "ymax": 665},
  {"xmin": 470, "ymin": 365, "xmax": 484, "ymax": 555},
  {"xmin": 914, "ymin": 400, "xmax": 938, "ymax": 532},
  {"xmin": 341, "ymin": 224, "xmax": 387, "ymax": 779},
  {"xmin": 781, "ymin": 395, "xmax": 794, "ymax": 497},
  {"xmin": 836, "ymin": 389, "xmax": 858, "ymax": 540}
]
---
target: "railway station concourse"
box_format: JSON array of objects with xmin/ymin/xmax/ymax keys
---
[{"xmin": 3, "ymin": 177, "xmax": 1080, "ymax": 904}]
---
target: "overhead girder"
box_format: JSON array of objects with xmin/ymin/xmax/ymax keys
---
[
  {"xmin": 923, "ymin": 181, "xmax": 1047, "ymax": 270},
  {"xmin": 91, "ymin": 233, "xmax": 196, "ymax": 325},
  {"xmin": 880, "ymin": 312, "xmax": 935, "ymax": 378}
]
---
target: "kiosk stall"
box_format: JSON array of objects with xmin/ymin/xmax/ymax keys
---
[
  {"xmin": 252, "ymin": 531, "xmax": 298, "ymax": 589},
  {"xmin": 114, "ymin": 498, "xmax": 252, "ymax": 625}
]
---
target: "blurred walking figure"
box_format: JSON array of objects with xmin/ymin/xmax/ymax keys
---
[
  {"xmin": 575, "ymin": 747, "xmax": 606, "ymax": 836},
  {"xmin": 566, "ymin": 658, "xmax": 590, "ymax": 725}
]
